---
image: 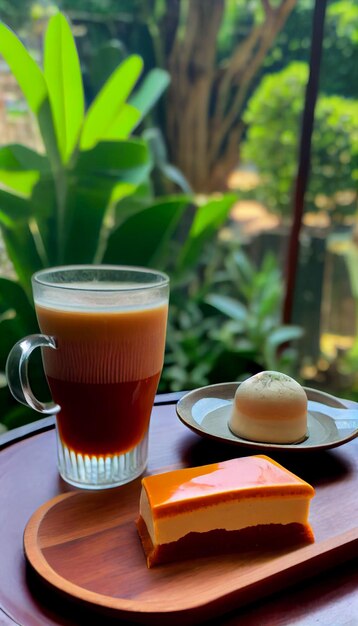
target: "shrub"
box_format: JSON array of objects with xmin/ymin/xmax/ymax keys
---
[{"xmin": 242, "ymin": 61, "xmax": 358, "ymax": 217}]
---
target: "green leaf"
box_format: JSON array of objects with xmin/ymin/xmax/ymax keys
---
[
  {"xmin": 256, "ymin": 288, "xmax": 281, "ymax": 320},
  {"xmin": 0, "ymin": 277, "xmax": 36, "ymax": 325},
  {"xmin": 178, "ymin": 194, "xmax": 236, "ymax": 274},
  {"xmin": 44, "ymin": 13, "xmax": 85, "ymax": 162},
  {"xmin": 266, "ymin": 325, "xmax": 304, "ymax": 348},
  {"xmin": 0, "ymin": 171, "xmax": 39, "ymax": 195},
  {"xmin": 0, "ymin": 145, "xmax": 48, "ymax": 171},
  {"xmin": 264, "ymin": 325, "xmax": 304, "ymax": 370},
  {"xmin": 232, "ymin": 249, "xmax": 255, "ymax": 283},
  {"xmin": 0, "ymin": 190, "xmax": 31, "ymax": 227},
  {"xmin": 102, "ymin": 104, "xmax": 141, "ymax": 141},
  {"xmin": 81, "ymin": 55, "xmax": 143, "ymax": 150},
  {"xmin": 75, "ymin": 139, "xmax": 150, "ymax": 178},
  {"xmin": 61, "ymin": 176, "xmax": 136, "ymax": 264},
  {"xmin": 103, "ymin": 196, "xmax": 190, "ymax": 268},
  {"xmin": 109, "ymin": 182, "xmax": 138, "ymax": 205},
  {"xmin": 205, "ymin": 294, "xmax": 248, "ymax": 322},
  {"xmin": 61, "ymin": 181, "xmax": 114, "ymax": 263},
  {"xmin": 59, "ymin": 139, "xmax": 151, "ymax": 264},
  {"xmin": 0, "ymin": 22, "xmax": 47, "ymax": 113},
  {"xmin": 0, "ymin": 144, "xmax": 49, "ymax": 194},
  {"xmin": 36, "ymin": 99, "xmax": 62, "ymax": 171},
  {"xmin": 160, "ymin": 163, "xmax": 192, "ymax": 193},
  {"xmin": 75, "ymin": 140, "xmax": 151, "ymax": 205},
  {"xmin": 130, "ymin": 68, "xmax": 170, "ymax": 122},
  {"xmin": 30, "ymin": 176, "xmax": 57, "ymax": 265},
  {"xmin": 114, "ymin": 181, "xmax": 154, "ymax": 225},
  {"xmin": 1, "ymin": 224, "xmax": 43, "ymax": 296},
  {"xmin": 0, "ymin": 386, "xmax": 21, "ymax": 423},
  {"xmin": 0, "ymin": 281, "xmax": 37, "ymax": 371},
  {"xmin": 0, "ymin": 400, "xmax": 42, "ymax": 429},
  {"xmin": 190, "ymin": 195, "xmax": 236, "ymax": 236},
  {"xmin": 0, "ymin": 24, "xmax": 60, "ymax": 170},
  {"xmin": 143, "ymin": 127, "xmax": 168, "ymax": 164},
  {"xmin": 143, "ymin": 128, "xmax": 192, "ymax": 193}
]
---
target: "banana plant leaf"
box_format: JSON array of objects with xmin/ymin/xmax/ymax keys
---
[
  {"xmin": 130, "ymin": 68, "xmax": 170, "ymax": 122},
  {"xmin": 0, "ymin": 277, "xmax": 36, "ymax": 325},
  {"xmin": 62, "ymin": 139, "xmax": 151, "ymax": 263},
  {"xmin": 0, "ymin": 145, "xmax": 48, "ymax": 172},
  {"xmin": 75, "ymin": 139, "xmax": 150, "ymax": 179},
  {"xmin": 0, "ymin": 22, "xmax": 61, "ymax": 170},
  {"xmin": 80, "ymin": 55, "xmax": 143, "ymax": 150},
  {"xmin": 0, "ymin": 145, "xmax": 49, "ymax": 195},
  {"xmin": 44, "ymin": 13, "xmax": 84, "ymax": 163},
  {"xmin": 0, "ymin": 189, "xmax": 32, "ymax": 227},
  {"xmin": 103, "ymin": 196, "xmax": 190, "ymax": 268},
  {"xmin": 176, "ymin": 194, "xmax": 237, "ymax": 278},
  {"xmin": 1, "ymin": 225, "xmax": 44, "ymax": 297},
  {"xmin": 0, "ymin": 22, "xmax": 47, "ymax": 114},
  {"xmin": 0, "ymin": 276, "xmax": 51, "ymax": 430}
]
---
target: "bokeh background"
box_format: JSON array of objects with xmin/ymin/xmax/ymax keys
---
[{"xmin": 0, "ymin": 0, "xmax": 357, "ymax": 432}]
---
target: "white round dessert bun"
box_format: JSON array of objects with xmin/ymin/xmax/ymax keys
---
[{"xmin": 229, "ymin": 370, "xmax": 308, "ymax": 444}]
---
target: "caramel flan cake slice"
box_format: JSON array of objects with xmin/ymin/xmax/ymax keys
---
[{"xmin": 136, "ymin": 455, "xmax": 315, "ymax": 567}]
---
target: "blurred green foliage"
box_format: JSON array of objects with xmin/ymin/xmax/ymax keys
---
[
  {"xmin": 242, "ymin": 61, "xmax": 358, "ymax": 216},
  {"xmin": 1, "ymin": 1, "xmax": 354, "ymax": 425},
  {"xmin": 160, "ymin": 242, "xmax": 303, "ymax": 392},
  {"xmin": 0, "ymin": 0, "xmax": 34, "ymax": 29},
  {"xmin": 0, "ymin": 13, "xmax": 237, "ymax": 430},
  {"xmin": 264, "ymin": 0, "xmax": 358, "ymax": 99},
  {"xmin": 343, "ymin": 241, "xmax": 358, "ymax": 387},
  {"xmin": 2, "ymin": 1, "xmax": 356, "ymax": 102}
]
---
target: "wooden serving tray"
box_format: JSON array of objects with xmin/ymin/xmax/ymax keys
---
[{"xmin": 24, "ymin": 479, "xmax": 358, "ymax": 625}]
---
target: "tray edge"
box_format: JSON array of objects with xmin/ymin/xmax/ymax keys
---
[{"xmin": 23, "ymin": 492, "xmax": 358, "ymax": 623}]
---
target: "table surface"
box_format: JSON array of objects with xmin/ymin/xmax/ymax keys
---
[{"xmin": 1, "ymin": 392, "xmax": 357, "ymax": 626}]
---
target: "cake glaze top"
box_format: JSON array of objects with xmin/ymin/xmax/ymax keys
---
[{"xmin": 142, "ymin": 455, "xmax": 314, "ymax": 517}]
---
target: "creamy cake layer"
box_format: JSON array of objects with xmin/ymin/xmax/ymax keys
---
[
  {"xmin": 229, "ymin": 414, "xmax": 307, "ymax": 443},
  {"xmin": 140, "ymin": 490, "xmax": 312, "ymax": 545}
]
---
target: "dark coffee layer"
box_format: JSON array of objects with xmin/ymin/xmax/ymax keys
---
[{"xmin": 50, "ymin": 373, "xmax": 160, "ymax": 456}]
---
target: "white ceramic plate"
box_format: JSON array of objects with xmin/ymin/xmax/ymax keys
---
[{"xmin": 176, "ymin": 382, "xmax": 358, "ymax": 452}]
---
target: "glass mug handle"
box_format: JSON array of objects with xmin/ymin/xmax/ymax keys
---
[{"xmin": 6, "ymin": 334, "xmax": 60, "ymax": 415}]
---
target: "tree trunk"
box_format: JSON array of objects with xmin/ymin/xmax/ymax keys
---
[
  {"xmin": 162, "ymin": 0, "xmax": 297, "ymax": 192},
  {"xmin": 165, "ymin": 0, "xmax": 225, "ymax": 191}
]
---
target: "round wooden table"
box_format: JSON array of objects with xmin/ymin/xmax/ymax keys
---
[{"xmin": 0, "ymin": 392, "xmax": 357, "ymax": 625}]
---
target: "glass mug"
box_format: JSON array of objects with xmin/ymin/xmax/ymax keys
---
[{"xmin": 6, "ymin": 265, "xmax": 169, "ymax": 489}]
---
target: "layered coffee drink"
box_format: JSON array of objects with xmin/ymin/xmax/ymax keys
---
[{"xmin": 36, "ymin": 301, "xmax": 168, "ymax": 457}]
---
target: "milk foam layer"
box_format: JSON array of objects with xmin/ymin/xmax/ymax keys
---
[
  {"xmin": 35, "ymin": 293, "xmax": 168, "ymax": 312},
  {"xmin": 36, "ymin": 302, "xmax": 168, "ymax": 384}
]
